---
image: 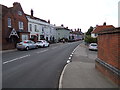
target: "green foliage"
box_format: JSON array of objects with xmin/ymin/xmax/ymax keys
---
[
  {"xmin": 85, "ymin": 35, "xmax": 97, "ymax": 43},
  {"xmin": 86, "ymin": 26, "xmax": 94, "ymax": 35}
]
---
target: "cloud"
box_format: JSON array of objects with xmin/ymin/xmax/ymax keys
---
[{"xmin": 1, "ymin": 0, "xmax": 119, "ymax": 32}]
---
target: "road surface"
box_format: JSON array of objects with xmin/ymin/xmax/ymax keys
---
[{"xmin": 2, "ymin": 41, "xmax": 82, "ymax": 88}]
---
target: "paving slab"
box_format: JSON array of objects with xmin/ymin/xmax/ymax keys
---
[{"xmin": 61, "ymin": 43, "xmax": 118, "ymax": 88}]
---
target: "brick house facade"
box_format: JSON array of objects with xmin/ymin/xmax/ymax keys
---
[
  {"xmin": 95, "ymin": 28, "xmax": 120, "ymax": 86},
  {"xmin": 2, "ymin": 2, "xmax": 30, "ymax": 50}
]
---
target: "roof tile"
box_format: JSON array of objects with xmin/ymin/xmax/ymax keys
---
[{"xmin": 92, "ymin": 25, "xmax": 115, "ymax": 33}]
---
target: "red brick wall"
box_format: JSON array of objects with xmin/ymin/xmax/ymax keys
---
[
  {"xmin": 2, "ymin": 12, "xmax": 15, "ymax": 50},
  {"xmin": 98, "ymin": 33, "xmax": 119, "ymax": 69},
  {"xmin": 11, "ymin": 4, "xmax": 28, "ymax": 31},
  {"xmin": 96, "ymin": 62, "xmax": 120, "ymax": 85},
  {"xmin": 96, "ymin": 29, "xmax": 120, "ymax": 86},
  {"xmin": 2, "ymin": 3, "xmax": 28, "ymax": 50}
]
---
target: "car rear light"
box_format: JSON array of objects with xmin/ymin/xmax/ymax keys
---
[{"xmin": 24, "ymin": 41, "xmax": 27, "ymax": 43}]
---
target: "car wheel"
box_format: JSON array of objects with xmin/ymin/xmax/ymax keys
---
[
  {"xmin": 43, "ymin": 45, "xmax": 45, "ymax": 48},
  {"xmin": 17, "ymin": 48, "xmax": 21, "ymax": 51},
  {"xmin": 36, "ymin": 46, "xmax": 38, "ymax": 49},
  {"xmin": 26, "ymin": 46, "xmax": 29, "ymax": 51}
]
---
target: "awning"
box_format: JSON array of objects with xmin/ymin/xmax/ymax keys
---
[{"xmin": 9, "ymin": 28, "xmax": 19, "ymax": 38}]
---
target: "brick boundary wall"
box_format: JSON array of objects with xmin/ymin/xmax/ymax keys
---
[{"xmin": 95, "ymin": 28, "xmax": 120, "ymax": 86}]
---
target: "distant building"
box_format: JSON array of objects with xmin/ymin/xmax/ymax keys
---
[
  {"xmin": 55, "ymin": 26, "xmax": 70, "ymax": 42},
  {"xmin": 91, "ymin": 22, "xmax": 115, "ymax": 38},
  {"xmin": 1, "ymin": 2, "xmax": 30, "ymax": 50},
  {"xmin": 70, "ymin": 29, "xmax": 83, "ymax": 41}
]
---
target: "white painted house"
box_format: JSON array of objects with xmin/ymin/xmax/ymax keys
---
[
  {"xmin": 26, "ymin": 10, "xmax": 57, "ymax": 43},
  {"xmin": 55, "ymin": 26, "xmax": 70, "ymax": 42}
]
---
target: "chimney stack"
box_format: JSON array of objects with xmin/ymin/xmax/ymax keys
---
[
  {"xmin": 80, "ymin": 29, "xmax": 81, "ymax": 32},
  {"xmin": 13, "ymin": 2, "xmax": 20, "ymax": 6},
  {"xmin": 31, "ymin": 9, "xmax": 33, "ymax": 17},
  {"xmin": 48, "ymin": 20, "xmax": 50, "ymax": 24},
  {"xmin": 75, "ymin": 29, "xmax": 76, "ymax": 31},
  {"xmin": 103, "ymin": 22, "xmax": 106, "ymax": 26},
  {"xmin": 96, "ymin": 24, "xmax": 98, "ymax": 27},
  {"xmin": 61, "ymin": 24, "xmax": 64, "ymax": 27}
]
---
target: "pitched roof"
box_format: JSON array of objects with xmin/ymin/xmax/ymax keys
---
[
  {"xmin": 92, "ymin": 25, "xmax": 115, "ymax": 33},
  {"xmin": 1, "ymin": 5, "xmax": 9, "ymax": 17},
  {"xmin": 70, "ymin": 31, "xmax": 83, "ymax": 35},
  {"xmin": 25, "ymin": 14, "xmax": 47, "ymax": 23},
  {"xmin": 1, "ymin": 2, "xmax": 25, "ymax": 17},
  {"xmin": 55, "ymin": 26, "xmax": 70, "ymax": 31}
]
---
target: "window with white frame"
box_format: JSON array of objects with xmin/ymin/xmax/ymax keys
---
[
  {"xmin": 35, "ymin": 25, "xmax": 39, "ymax": 32},
  {"xmin": 94, "ymin": 33, "xmax": 97, "ymax": 37},
  {"xmin": 29, "ymin": 24, "xmax": 32, "ymax": 31},
  {"xmin": 35, "ymin": 25, "xmax": 37, "ymax": 31},
  {"xmin": 22, "ymin": 34, "xmax": 28, "ymax": 41},
  {"xmin": 18, "ymin": 21, "xmax": 23, "ymax": 30},
  {"xmin": 42, "ymin": 27, "xmax": 44, "ymax": 33},
  {"xmin": 18, "ymin": 11, "xmax": 22, "ymax": 16},
  {"xmin": 8, "ymin": 18, "xmax": 11, "ymax": 27}
]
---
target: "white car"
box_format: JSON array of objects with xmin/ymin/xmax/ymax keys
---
[
  {"xmin": 89, "ymin": 43, "xmax": 98, "ymax": 50},
  {"xmin": 36, "ymin": 40, "xmax": 50, "ymax": 47}
]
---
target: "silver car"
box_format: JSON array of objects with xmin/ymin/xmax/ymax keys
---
[{"xmin": 17, "ymin": 40, "xmax": 38, "ymax": 50}]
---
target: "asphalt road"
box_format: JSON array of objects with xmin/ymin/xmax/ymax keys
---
[{"xmin": 2, "ymin": 41, "xmax": 82, "ymax": 88}]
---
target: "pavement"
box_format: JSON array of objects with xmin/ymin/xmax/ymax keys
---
[{"xmin": 59, "ymin": 43, "xmax": 118, "ymax": 88}]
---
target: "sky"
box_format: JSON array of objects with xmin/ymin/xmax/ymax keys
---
[{"xmin": 1, "ymin": 0, "xmax": 120, "ymax": 32}]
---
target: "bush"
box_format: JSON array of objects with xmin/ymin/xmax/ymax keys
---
[{"xmin": 85, "ymin": 35, "xmax": 97, "ymax": 44}]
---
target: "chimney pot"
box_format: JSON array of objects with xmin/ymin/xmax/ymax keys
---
[
  {"xmin": 13, "ymin": 2, "xmax": 19, "ymax": 6},
  {"xmin": 61, "ymin": 24, "xmax": 64, "ymax": 27},
  {"xmin": 48, "ymin": 20, "xmax": 50, "ymax": 24},
  {"xmin": 31, "ymin": 9, "xmax": 33, "ymax": 17},
  {"xmin": 103, "ymin": 22, "xmax": 106, "ymax": 26}
]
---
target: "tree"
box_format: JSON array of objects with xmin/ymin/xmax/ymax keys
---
[
  {"xmin": 86, "ymin": 26, "xmax": 94, "ymax": 35},
  {"xmin": 84, "ymin": 35, "xmax": 97, "ymax": 44}
]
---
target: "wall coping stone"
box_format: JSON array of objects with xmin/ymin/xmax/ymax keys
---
[
  {"xmin": 98, "ymin": 28, "xmax": 120, "ymax": 35},
  {"xmin": 95, "ymin": 58, "xmax": 120, "ymax": 76}
]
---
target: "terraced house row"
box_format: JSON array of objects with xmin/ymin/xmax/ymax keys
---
[{"xmin": 1, "ymin": 2, "xmax": 83, "ymax": 50}]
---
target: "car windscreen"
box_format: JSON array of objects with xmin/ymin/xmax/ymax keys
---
[
  {"xmin": 37, "ymin": 41, "xmax": 43, "ymax": 43},
  {"xmin": 91, "ymin": 44, "xmax": 97, "ymax": 46}
]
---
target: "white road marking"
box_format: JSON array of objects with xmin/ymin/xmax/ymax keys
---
[
  {"xmin": 36, "ymin": 49, "xmax": 48, "ymax": 54},
  {"xmin": 51, "ymin": 47, "xmax": 57, "ymax": 49},
  {"xmin": 68, "ymin": 43, "xmax": 72, "ymax": 45},
  {"xmin": 59, "ymin": 63, "xmax": 70, "ymax": 88},
  {"xmin": 70, "ymin": 55, "xmax": 72, "ymax": 57},
  {"xmin": 40, "ymin": 49, "xmax": 48, "ymax": 53},
  {"xmin": 3, "ymin": 54, "xmax": 30, "ymax": 64},
  {"xmin": 69, "ymin": 57, "xmax": 72, "ymax": 60},
  {"xmin": 67, "ymin": 60, "xmax": 71, "ymax": 63}
]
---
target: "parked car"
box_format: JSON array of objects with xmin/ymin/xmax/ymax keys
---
[
  {"xmin": 17, "ymin": 40, "xmax": 38, "ymax": 51},
  {"xmin": 89, "ymin": 43, "xmax": 98, "ymax": 50},
  {"xmin": 36, "ymin": 40, "xmax": 50, "ymax": 47}
]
